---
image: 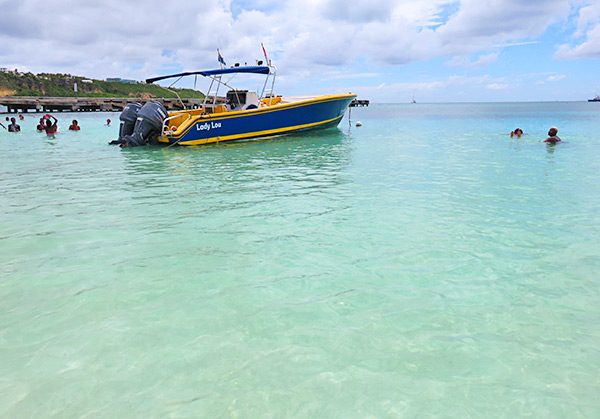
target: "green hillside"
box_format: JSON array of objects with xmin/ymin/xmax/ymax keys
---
[{"xmin": 0, "ymin": 71, "xmax": 204, "ymax": 99}]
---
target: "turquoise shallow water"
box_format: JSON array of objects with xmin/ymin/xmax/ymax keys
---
[{"xmin": 1, "ymin": 103, "xmax": 599, "ymax": 417}]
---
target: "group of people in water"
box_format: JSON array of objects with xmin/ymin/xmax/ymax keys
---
[
  {"xmin": 2, "ymin": 114, "xmax": 564, "ymax": 144},
  {"xmin": 0, "ymin": 113, "xmax": 24, "ymax": 132},
  {"xmin": 2, "ymin": 115, "xmax": 112, "ymax": 136},
  {"xmin": 1, "ymin": 115, "xmax": 113, "ymax": 138},
  {"xmin": 511, "ymin": 127, "xmax": 562, "ymax": 143}
]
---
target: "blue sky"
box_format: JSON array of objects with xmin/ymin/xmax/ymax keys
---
[{"xmin": 1, "ymin": 0, "xmax": 598, "ymax": 102}]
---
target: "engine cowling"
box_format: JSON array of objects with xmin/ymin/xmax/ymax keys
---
[
  {"xmin": 118, "ymin": 102, "xmax": 143, "ymax": 142},
  {"xmin": 123, "ymin": 101, "xmax": 168, "ymax": 146}
]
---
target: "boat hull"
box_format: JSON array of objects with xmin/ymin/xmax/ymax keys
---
[{"xmin": 159, "ymin": 94, "xmax": 356, "ymax": 146}]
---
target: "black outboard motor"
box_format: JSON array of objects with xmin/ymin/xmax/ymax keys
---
[
  {"xmin": 110, "ymin": 102, "xmax": 143, "ymax": 145},
  {"xmin": 118, "ymin": 102, "xmax": 142, "ymax": 142},
  {"xmin": 122, "ymin": 101, "xmax": 168, "ymax": 147}
]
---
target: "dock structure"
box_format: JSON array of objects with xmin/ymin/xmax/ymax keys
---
[
  {"xmin": 349, "ymin": 99, "xmax": 369, "ymax": 107},
  {"xmin": 0, "ymin": 97, "xmax": 205, "ymax": 113}
]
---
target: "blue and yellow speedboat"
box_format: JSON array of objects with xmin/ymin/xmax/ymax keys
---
[{"xmin": 115, "ymin": 64, "xmax": 356, "ymax": 147}]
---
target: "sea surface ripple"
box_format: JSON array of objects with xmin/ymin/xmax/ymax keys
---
[{"xmin": 1, "ymin": 103, "xmax": 599, "ymax": 417}]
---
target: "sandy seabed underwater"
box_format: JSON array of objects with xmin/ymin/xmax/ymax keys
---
[{"xmin": 1, "ymin": 102, "xmax": 599, "ymax": 417}]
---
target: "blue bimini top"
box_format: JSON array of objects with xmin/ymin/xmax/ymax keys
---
[{"xmin": 146, "ymin": 66, "xmax": 271, "ymax": 84}]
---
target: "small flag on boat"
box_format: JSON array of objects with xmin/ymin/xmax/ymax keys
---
[{"xmin": 217, "ymin": 49, "xmax": 226, "ymax": 66}]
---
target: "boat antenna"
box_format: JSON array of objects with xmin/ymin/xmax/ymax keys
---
[
  {"xmin": 258, "ymin": 44, "xmax": 275, "ymax": 99},
  {"xmin": 261, "ymin": 43, "xmax": 269, "ymax": 66}
]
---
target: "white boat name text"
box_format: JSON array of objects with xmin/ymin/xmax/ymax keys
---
[{"xmin": 196, "ymin": 121, "xmax": 222, "ymax": 131}]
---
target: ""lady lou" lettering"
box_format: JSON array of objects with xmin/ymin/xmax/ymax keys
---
[{"xmin": 196, "ymin": 121, "xmax": 222, "ymax": 131}]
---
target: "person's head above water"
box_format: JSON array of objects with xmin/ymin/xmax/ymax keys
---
[
  {"xmin": 511, "ymin": 128, "xmax": 523, "ymax": 137},
  {"xmin": 544, "ymin": 126, "xmax": 561, "ymax": 143}
]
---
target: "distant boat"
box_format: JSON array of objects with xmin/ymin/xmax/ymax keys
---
[
  {"xmin": 589, "ymin": 96, "xmax": 600, "ymax": 102},
  {"xmin": 411, "ymin": 91, "xmax": 416, "ymax": 104}
]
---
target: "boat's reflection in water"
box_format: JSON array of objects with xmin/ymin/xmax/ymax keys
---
[{"xmin": 118, "ymin": 128, "xmax": 354, "ymax": 215}]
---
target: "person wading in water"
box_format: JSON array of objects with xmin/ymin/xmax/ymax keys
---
[{"xmin": 43, "ymin": 114, "xmax": 58, "ymax": 138}]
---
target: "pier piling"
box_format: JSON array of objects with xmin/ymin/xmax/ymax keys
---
[{"xmin": 349, "ymin": 99, "xmax": 369, "ymax": 107}]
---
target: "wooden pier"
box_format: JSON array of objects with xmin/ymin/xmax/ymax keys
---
[
  {"xmin": 349, "ymin": 99, "xmax": 369, "ymax": 107},
  {"xmin": 0, "ymin": 97, "xmax": 205, "ymax": 113}
]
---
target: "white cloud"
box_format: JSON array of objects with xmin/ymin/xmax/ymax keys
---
[
  {"xmin": 434, "ymin": 0, "xmax": 569, "ymax": 52},
  {"xmin": 320, "ymin": 0, "xmax": 394, "ymax": 23},
  {"xmin": 321, "ymin": 72, "xmax": 381, "ymax": 80},
  {"xmin": 0, "ymin": 0, "xmax": 593, "ymax": 101},
  {"xmin": 487, "ymin": 83, "xmax": 509, "ymax": 90},
  {"xmin": 554, "ymin": 1, "xmax": 600, "ymax": 59},
  {"xmin": 534, "ymin": 73, "xmax": 567, "ymax": 85},
  {"xmin": 495, "ymin": 41, "xmax": 540, "ymax": 47},
  {"xmin": 445, "ymin": 52, "xmax": 500, "ymax": 68},
  {"xmin": 573, "ymin": 2, "xmax": 600, "ymax": 37},
  {"xmin": 547, "ymin": 74, "xmax": 567, "ymax": 81},
  {"xmin": 352, "ymin": 73, "xmax": 510, "ymax": 99}
]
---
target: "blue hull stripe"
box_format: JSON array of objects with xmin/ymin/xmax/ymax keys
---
[{"xmin": 161, "ymin": 94, "xmax": 355, "ymax": 146}]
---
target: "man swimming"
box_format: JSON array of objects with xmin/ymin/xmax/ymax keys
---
[
  {"xmin": 8, "ymin": 117, "xmax": 21, "ymax": 132},
  {"xmin": 544, "ymin": 127, "xmax": 561, "ymax": 143}
]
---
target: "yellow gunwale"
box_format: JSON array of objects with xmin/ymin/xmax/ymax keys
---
[
  {"xmin": 162, "ymin": 93, "xmax": 356, "ymax": 142},
  {"xmin": 158, "ymin": 114, "xmax": 345, "ymax": 146}
]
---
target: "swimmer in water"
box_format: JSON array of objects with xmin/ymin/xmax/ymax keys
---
[
  {"xmin": 69, "ymin": 120, "xmax": 81, "ymax": 131},
  {"xmin": 43, "ymin": 114, "xmax": 58, "ymax": 137},
  {"xmin": 544, "ymin": 127, "xmax": 561, "ymax": 143},
  {"xmin": 510, "ymin": 128, "xmax": 523, "ymax": 138},
  {"xmin": 8, "ymin": 117, "xmax": 21, "ymax": 132}
]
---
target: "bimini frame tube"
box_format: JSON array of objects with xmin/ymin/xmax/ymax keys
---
[
  {"xmin": 260, "ymin": 65, "xmax": 277, "ymax": 100},
  {"xmin": 146, "ymin": 65, "xmax": 277, "ymax": 106}
]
